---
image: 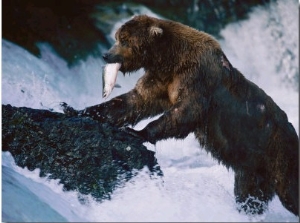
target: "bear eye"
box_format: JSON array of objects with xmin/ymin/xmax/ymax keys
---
[{"xmin": 120, "ymin": 40, "xmax": 129, "ymax": 47}]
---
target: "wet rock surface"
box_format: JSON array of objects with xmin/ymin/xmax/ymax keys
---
[{"xmin": 2, "ymin": 104, "xmax": 162, "ymax": 202}]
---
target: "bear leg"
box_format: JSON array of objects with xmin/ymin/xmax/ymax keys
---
[
  {"xmin": 60, "ymin": 89, "xmax": 167, "ymax": 127},
  {"xmin": 275, "ymin": 176, "xmax": 299, "ymax": 216},
  {"xmin": 274, "ymin": 163, "xmax": 299, "ymax": 216},
  {"xmin": 234, "ymin": 170, "xmax": 275, "ymax": 215},
  {"xmin": 271, "ymin": 124, "xmax": 299, "ymax": 216}
]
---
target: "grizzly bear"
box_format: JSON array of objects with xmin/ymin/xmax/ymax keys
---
[{"xmin": 61, "ymin": 15, "xmax": 299, "ymax": 216}]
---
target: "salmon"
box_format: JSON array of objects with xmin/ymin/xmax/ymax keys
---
[{"xmin": 102, "ymin": 63, "xmax": 121, "ymax": 99}]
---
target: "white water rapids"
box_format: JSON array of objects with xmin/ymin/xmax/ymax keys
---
[{"xmin": 1, "ymin": 1, "xmax": 298, "ymax": 222}]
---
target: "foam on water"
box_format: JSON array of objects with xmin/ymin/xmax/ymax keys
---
[{"xmin": 1, "ymin": 0, "xmax": 299, "ymax": 222}]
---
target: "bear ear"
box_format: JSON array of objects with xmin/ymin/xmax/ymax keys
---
[{"xmin": 149, "ymin": 26, "xmax": 163, "ymax": 37}]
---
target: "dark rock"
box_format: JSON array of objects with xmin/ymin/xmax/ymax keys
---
[{"xmin": 2, "ymin": 104, "xmax": 162, "ymax": 202}]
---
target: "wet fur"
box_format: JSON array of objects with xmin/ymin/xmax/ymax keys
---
[{"xmin": 63, "ymin": 15, "xmax": 299, "ymax": 216}]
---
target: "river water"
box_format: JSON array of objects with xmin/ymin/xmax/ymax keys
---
[{"xmin": 2, "ymin": 0, "xmax": 298, "ymax": 222}]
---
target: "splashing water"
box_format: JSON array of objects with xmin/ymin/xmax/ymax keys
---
[{"xmin": 1, "ymin": 1, "xmax": 298, "ymax": 222}]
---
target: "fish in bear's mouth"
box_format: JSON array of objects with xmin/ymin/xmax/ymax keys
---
[{"xmin": 102, "ymin": 63, "xmax": 121, "ymax": 99}]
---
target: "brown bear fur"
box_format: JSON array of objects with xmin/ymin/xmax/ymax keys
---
[{"xmin": 62, "ymin": 15, "xmax": 299, "ymax": 216}]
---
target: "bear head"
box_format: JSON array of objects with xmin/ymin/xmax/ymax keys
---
[{"xmin": 102, "ymin": 15, "xmax": 164, "ymax": 73}]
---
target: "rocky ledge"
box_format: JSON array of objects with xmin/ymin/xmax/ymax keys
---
[{"xmin": 2, "ymin": 104, "xmax": 162, "ymax": 202}]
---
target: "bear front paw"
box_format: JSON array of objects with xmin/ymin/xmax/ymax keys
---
[
  {"xmin": 60, "ymin": 102, "xmax": 79, "ymax": 117},
  {"xmin": 123, "ymin": 127, "xmax": 155, "ymax": 144}
]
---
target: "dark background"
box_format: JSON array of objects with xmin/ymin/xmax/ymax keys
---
[{"xmin": 2, "ymin": 0, "xmax": 271, "ymax": 66}]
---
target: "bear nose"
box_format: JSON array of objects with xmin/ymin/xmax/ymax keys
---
[{"xmin": 102, "ymin": 53, "xmax": 109, "ymax": 62}]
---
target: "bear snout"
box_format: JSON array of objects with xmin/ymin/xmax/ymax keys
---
[
  {"xmin": 102, "ymin": 53, "xmax": 123, "ymax": 64},
  {"xmin": 102, "ymin": 53, "xmax": 109, "ymax": 61}
]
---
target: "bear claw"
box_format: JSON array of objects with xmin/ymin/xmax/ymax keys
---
[
  {"xmin": 60, "ymin": 102, "xmax": 79, "ymax": 117},
  {"xmin": 122, "ymin": 127, "xmax": 149, "ymax": 143}
]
